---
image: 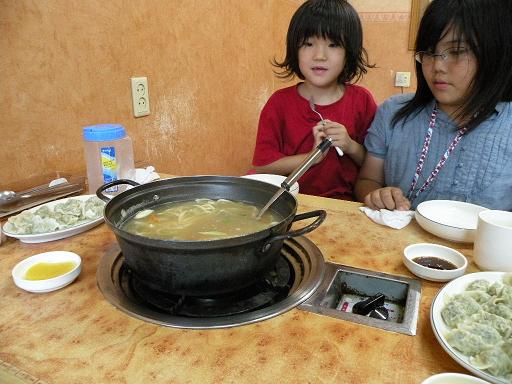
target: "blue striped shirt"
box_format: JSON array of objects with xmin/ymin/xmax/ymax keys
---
[{"xmin": 365, "ymin": 94, "xmax": 512, "ymax": 210}]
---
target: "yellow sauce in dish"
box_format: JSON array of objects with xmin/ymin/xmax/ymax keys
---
[{"xmin": 24, "ymin": 262, "xmax": 76, "ymax": 280}]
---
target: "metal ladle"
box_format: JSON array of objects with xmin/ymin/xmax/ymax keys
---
[{"xmin": 256, "ymin": 137, "xmax": 333, "ymax": 219}]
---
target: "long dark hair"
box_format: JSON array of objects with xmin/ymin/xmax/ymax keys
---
[
  {"xmin": 273, "ymin": 0, "xmax": 374, "ymax": 84},
  {"xmin": 392, "ymin": 0, "xmax": 512, "ymax": 130}
]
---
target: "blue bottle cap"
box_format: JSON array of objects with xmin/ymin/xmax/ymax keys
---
[{"xmin": 83, "ymin": 124, "xmax": 126, "ymax": 142}]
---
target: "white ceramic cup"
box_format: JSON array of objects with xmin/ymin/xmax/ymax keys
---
[{"xmin": 473, "ymin": 210, "xmax": 512, "ymax": 271}]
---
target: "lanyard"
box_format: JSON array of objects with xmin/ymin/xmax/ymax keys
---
[{"xmin": 407, "ymin": 106, "xmax": 468, "ymax": 202}]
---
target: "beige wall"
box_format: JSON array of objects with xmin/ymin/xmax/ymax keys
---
[{"xmin": 0, "ymin": 0, "xmax": 416, "ymax": 190}]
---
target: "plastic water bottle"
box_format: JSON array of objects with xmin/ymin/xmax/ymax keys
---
[{"xmin": 83, "ymin": 124, "xmax": 135, "ymax": 195}]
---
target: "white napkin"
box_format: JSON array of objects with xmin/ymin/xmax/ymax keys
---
[
  {"xmin": 359, "ymin": 206, "xmax": 415, "ymax": 229},
  {"xmin": 133, "ymin": 166, "xmax": 160, "ymax": 184}
]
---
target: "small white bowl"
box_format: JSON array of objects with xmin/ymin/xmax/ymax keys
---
[
  {"xmin": 415, "ymin": 200, "xmax": 488, "ymax": 243},
  {"xmin": 403, "ymin": 243, "xmax": 467, "ymax": 282},
  {"xmin": 421, "ymin": 373, "xmax": 490, "ymax": 384},
  {"xmin": 12, "ymin": 251, "xmax": 82, "ymax": 293},
  {"xmin": 242, "ymin": 174, "xmax": 299, "ymax": 197}
]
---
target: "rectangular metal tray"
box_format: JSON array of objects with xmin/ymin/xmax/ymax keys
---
[{"xmin": 300, "ymin": 263, "xmax": 421, "ymax": 335}]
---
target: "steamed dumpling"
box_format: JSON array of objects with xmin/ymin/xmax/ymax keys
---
[
  {"xmin": 445, "ymin": 323, "xmax": 501, "ymax": 355},
  {"xmin": 441, "ymin": 294, "xmax": 481, "ymax": 328}
]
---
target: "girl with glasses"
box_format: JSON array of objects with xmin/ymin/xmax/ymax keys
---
[
  {"xmin": 252, "ymin": 0, "xmax": 377, "ymax": 200},
  {"xmin": 355, "ymin": 0, "xmax": 512, "ymax": 211}
]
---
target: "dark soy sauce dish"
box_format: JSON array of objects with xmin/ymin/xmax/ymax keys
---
[{"xmin": 412, "ymin": 257, "xmax": 457, "ymax": 270}]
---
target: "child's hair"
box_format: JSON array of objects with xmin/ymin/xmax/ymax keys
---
[
  {"xmin": 393, "ymin": 0, "xmax": 512, "ymax": 130},
  {"xmin": 272, "ymin": 0, "xmax": 373, "ymax": 84}
]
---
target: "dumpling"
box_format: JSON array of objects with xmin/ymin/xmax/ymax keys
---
[
  {"xmin": 446, "ymin": 323, "xmax": 501, "ymax": 355},
  {"xmin": 465, "ymin": 290, "xmax": 492, "ymax": 305},
  {"xmin": 470, "ymin": 345, "xmax": 512, "ymax": 377},
  {"xmin": 496, "ymin": 285, "xmax": 512, "ymax": 307},
  {"xmin": 34, "ymin": 205, "xmax": 52, "ymax": 219},
  {"xmin": 467, "ymin": 279, "xmax": 491, "ymax": 292},
  {"xmin": 488, "ymin": 282, "xmax": 506, "ymax": 297},
  {"xmin": 483, "ymin": 302, "xmax": 512, "ymax": 320},
  {"xmin": 6, "ymin": 211, "xmax": 36, "ymax": 234},
  {"xmin": 54, "ymin": 199, "xmax": 82, "ymax": 217},
  {"xmin": 83, "ymin": 196, "xmax": 104, "ymax": 220},
  {"xmin": 469, "ymin": 311, "xmax": 512, "ymax": 338},
  {"xmin": 52, "ymin": 212, "xmax": 80, "ymax": 226},
  {"xmin": 31, "ymin": 215, "xmax": 60, "ymax": 233},
  {"xmin": 441, "ymin": 294, "xmax": 481, "ymax": 328}
]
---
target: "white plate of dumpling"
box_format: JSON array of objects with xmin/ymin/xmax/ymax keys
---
[
  {"xmin": 431, "ymin": 272, "xmax": 512, "ymax": 384},
  {"xmin": 2, "ymin": 195, "xmax": 105, "ymax": 243}
]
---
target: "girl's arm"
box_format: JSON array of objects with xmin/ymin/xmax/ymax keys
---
[
  {"xmin": 341, "ymin": 138, "xmax": 366, "ymax": 166},
  {"xmin": 253, "ymin": 122, "xmax": 327, "ymax": 175},
  {"xmin": 355, "ymin": 154, "xmax": 411, "ymax": 210},
  {"xmin": 253, "ymin": 152, "xmax": 313, "ymax": 175}
]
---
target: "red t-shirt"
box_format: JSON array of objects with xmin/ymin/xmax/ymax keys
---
[{"xmin": 252, "ymin": 83, "xmax": 377, "ymax": 200}]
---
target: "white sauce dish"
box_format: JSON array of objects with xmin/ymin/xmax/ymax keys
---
[
  {"xmin": 12, "ymin": 251, "xmax": 82, "ymax": 293},
  {"xmin": 403, "ymin": 243, "xmax": 467, "ymax": 282}
]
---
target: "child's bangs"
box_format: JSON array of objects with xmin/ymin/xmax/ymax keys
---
[{"xmin": 298, "ymin": 16, "xmax": 345, "ymax": 46}]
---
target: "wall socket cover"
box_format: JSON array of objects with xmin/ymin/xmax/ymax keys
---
[
  {"xmin": 395, "ymin": 72, "xmax": 411, "ymax": 88},
  {"xmin": 131, "ymin": 76, "xmax": 150, "ymax": 117}
]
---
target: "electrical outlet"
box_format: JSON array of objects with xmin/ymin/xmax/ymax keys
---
[
  {"xmin": 395, "ymin": 72, "xmax": 411, "ymax": 87},
  {"xmin": 131, "ymin": 76, "xmax": 150, "ymax": 117}
]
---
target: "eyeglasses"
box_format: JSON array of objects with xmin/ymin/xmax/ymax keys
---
[{"xmin": 415, "ymin": 48, "xmax": 471, "ymax": 65}]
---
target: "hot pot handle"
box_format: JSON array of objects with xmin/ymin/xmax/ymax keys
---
[
  {"xmin": 96, "ymin": 179, "xmax": 141, "ymax": 202},
  {"xmin": 261, "ymin": 210, "xmax": 326, "ymax": 252}
]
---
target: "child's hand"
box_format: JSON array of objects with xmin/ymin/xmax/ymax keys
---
[
  {"xmin": 312, "ymin": 122, "xmax": 329, "ymax": 163},
  {"xmin": 322, "ymin": 119, "xmax": 353, "ymax": 154},
  {"xmin": 364, "ymin": 187, "xmax": 411, "ymax": 211}
]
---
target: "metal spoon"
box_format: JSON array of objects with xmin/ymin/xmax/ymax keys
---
[
  {"xmin": 309, "ymin": 99, "xmax": 344, "ymax": 156},
  {"xmin": 0, "ymin": 190, "xmax": 16, "ymax": 202}
]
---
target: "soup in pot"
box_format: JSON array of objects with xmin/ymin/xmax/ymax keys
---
[{"xmin": 121, "ymin": 198, "xmax": 282, "ymax": 241}]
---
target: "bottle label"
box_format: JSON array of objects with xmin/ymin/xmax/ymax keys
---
[{"xmin": 100, "ymin": 146, "xmax": 118, "ymax": 192}]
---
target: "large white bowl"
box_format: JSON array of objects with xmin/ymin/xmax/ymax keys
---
[
  {"xmin": 403, "ymin": 243, "xmax": 467, "ymax": 282},
  {"xmin": 12, "ymin": 251, "xmax": 82, "ymax": 293},
  {"xmin": 415, "ymin": 200, "xmax": 488, "ymax": 243},
  {"xmin": 242, "ymin": 174, "xmax": 299, "ymax": 197}
]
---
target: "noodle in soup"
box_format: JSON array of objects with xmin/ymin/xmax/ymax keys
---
[{"xmin": 121, "ymin": 198, "xmax": 281, "ymax": 241}]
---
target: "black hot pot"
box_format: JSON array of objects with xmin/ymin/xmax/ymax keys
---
[{"xmin": 97, "ymin": 176, "xmax": 326, "ymax": 296}]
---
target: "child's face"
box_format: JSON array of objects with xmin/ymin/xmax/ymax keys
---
[
  {"xmin": 421, "ymin": 26, "xmax": 477, "ymax": 117},
  {"xmin": 298, "ymin": 36, "xmax": 346, "ymax": 88}
]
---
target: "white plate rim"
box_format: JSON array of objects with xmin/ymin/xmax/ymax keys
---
[
  {"xmin": 2, "ymin": 194, "xmax": 104, "ymax": 243},
  {"xmin": 430, "ymin": 271, "xmax": 511, "ymax": 384}
]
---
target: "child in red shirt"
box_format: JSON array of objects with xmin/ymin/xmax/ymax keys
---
[{"xmin": 252, "ymin": 0, "xmax": 377, "ymax": 200}]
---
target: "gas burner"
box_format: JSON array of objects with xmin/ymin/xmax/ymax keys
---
[
  {"xmin": 127, "ymin": 255, "xmax": 292, "ymax": 317},
  {"xmin": 97, "ymin": 237, "xmax": 325, "ymax": 329}
]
